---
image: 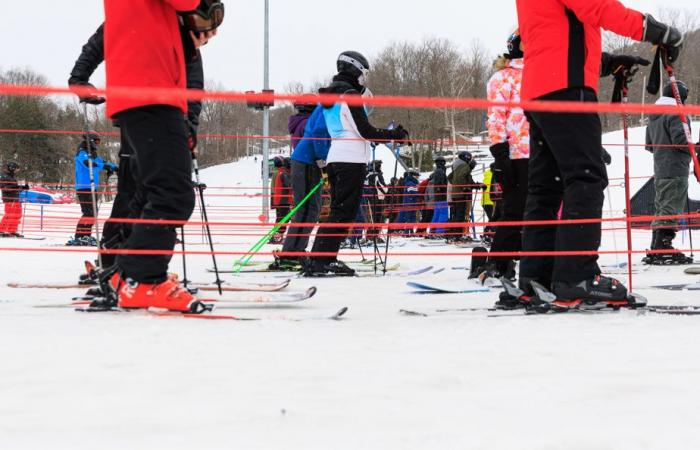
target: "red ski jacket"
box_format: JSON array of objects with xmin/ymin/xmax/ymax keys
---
[
  {"xmin": 104, "ymin": 0, "xmax": 199, "ymax": 118},
  {"xmin": 516, "ymin": 0, "xmax": 644, "ymax": 100},
  {"xmin": 272, "ymin": 168, "xmax": 292, "ymax": 208}
]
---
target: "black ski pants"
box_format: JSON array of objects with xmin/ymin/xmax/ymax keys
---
[
  {"xmin": 113, "ymin": 105, "xmax": 195, "ymax": 284},
  {"xmin": 101, "ymin": 129, "xmax": 139, "ymax": 268},
  {"xmin": 487, "ymin": 158, "xmax": 528, "ymax": 272},
  {"xmin": 520, "ymin": 87, "xmax": 607, "ymax": 286},
  {"xmin": 282, "ymin": 161, "xmax": 322, "ymax": 254},
  {"xmin": 75, "ymin": 190, "xmax": 95, "ymax": 237},
  {"xmin": 310, "ymin": 162, "xmax": 367, "ymax": 264}
]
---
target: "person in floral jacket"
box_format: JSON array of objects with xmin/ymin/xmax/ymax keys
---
[{"xmin": 472, "ymin": 30, "xmax": 530, "ymax": 296}]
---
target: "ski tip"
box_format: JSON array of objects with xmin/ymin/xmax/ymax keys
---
[
  {"xmin": 307, "ymin": 286, "xmax": 318, "ymax": 298},
  {"xmin": 334, "ymin": 307, "xmax": 349, "ymax": 319},
  {"xmin": 400, "ymin": 309, "xmax": 428, "ymax": 317}
]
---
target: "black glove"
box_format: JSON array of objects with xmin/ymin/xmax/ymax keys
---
[
  {"xmin": 601, "ymin": 147, "xmax": 612, "ymax": 166},
  {"xmin": 195, "ymin": 183, "xmax": 207, "ymax": 191},
  {"xmin": 602, "ymin": 53, "xmax": 650, "ymax": 78},
  {"xmin": 69, "ymin": 80, "xmax": 105, "ymax": 105},
  {"xmin": 392, "ymin": 125, "xmax": 411, "ymax": 146},
  {"xmin": 643, "ymin": 14, "xmax": 684, "ymax": 63},
  {"xmin": 186, "ymin": 119, "xmax": 198, "ymax": 151},
  {"xmin": 489, "ymin": 142, "xmax": 512, "ymax": 185}
]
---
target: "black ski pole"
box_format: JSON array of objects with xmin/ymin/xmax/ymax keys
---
[
  {"xmin": 180, "ymin": 226, "xmax": 190, "ymax": 290},
  {"xmin": 383, "ymin": 122, "xmax": 400, "ymax": 274},
  {"xmin": 687, "ymin": 197, "xmax": 695, "ymax": 259},
  {"xmin": 191, "ymin": 152, "xmax": 223, "ymax": 295},
  {"xmin": 81, "ymin": 102, "xmax": 103, "ymax": 269}
]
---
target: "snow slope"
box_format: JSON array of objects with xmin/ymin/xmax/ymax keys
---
[{"xmin": 2, "ymin": 128, "xmax": 700, "ymax": 449}]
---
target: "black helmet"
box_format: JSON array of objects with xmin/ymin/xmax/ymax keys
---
[
  {"xmin": 506, "ymin": 30, "xmax": 523, "ymax": 59},
  {"xmin": 434, "ymin": 156, "xmax": 447, "ymax": 166},
  {"xmin": 663, "ymin": 80, "xmax": 689, "ymax": 104},
  {"xmin": 4, "ymin": 161, "xmax": 19, "ymax": 174},
  {"xmin": 337, "ymin": 51, "xmax": 370, "ymax": 85},
  {"xmin": 408, "ymin": 168, "xmax": 420, "ymax": 177},
  {"xmin": 181, "ymin": 0, "xmax": 225, "ymax": 33},
  {"xmin": 273, "ymin": 155, "xmax": 285, "ymax": 168},
  {"xmin": 294, "ymin": 94, "xmax": 317, "ymax": 115},
  {"xmin": 371, "ymin": 159, "xmax": 383, "ymax": 169},
  {"xmin": 458, "ymin": 151, "xmax": 473, "ymax": 163}
]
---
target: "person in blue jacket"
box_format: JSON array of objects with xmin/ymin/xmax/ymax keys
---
[
  {"xmin": 68, "ymin": 132, "xmax": 117, "ymax": 246},
  {"xmin": 270, "ymin": 104, "xmax": 331, "ymax": 270},
  {"xmin": 396, "ymin": 169, "xmax": 420, "ymax": 235}
]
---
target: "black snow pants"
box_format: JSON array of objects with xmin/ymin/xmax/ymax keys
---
[
  {"xmin": 113, "ymin": 105, "xmax": 195, "ymax": 284},
  {"xmin": 310, "ymin": 162, "xmax": 367, "ymax": 264},
  {"xmin": 520, "ymin": 87, "xmax": 608, "ymax": 287}
]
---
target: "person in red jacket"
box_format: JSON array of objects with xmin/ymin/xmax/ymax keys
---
[
  {"xmin": 269, "ymin": 157, "xmax": 292, "ymax": 244},
  {"xmin": 100, "ymin": 0, "xmax": 221, "ymax": 313},
  {"xmin": 514, "ymin": 0, "xmax": 683, "ymax": 306}
]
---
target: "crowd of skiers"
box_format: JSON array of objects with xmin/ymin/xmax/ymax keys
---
[{"xmin": 1, "ymin": 0, "xmax": 698, "ymax": 312}]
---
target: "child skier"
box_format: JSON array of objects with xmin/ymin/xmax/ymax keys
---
[
  {"xmin": 515, "ymin": 0, "xmax": 682, "ymax": 307},
  {"xmin": 270, "ymin": 156, "xmax": 292, "ymax": 244},
  {"xmin": 428, "ymin": 156, "xmax": 449, "ymax": 236},
  {"xmin": 643, "ymin": 81, "xmax": 694, "ymax": 265},
  {"xmin": 396, "ymin": 169, "xmax": 420, "ymax": 235},
  {"xmin": 301, "ymin": 51, "xmax": 409, "ymax": 277},
  {"xmin": 0, "ymin": 162, "xmax": 29, "ymax": 238},
  {"xmin": 473, "ymin": 31, "xmax": 530, "ymax": 290},
  {"xmin": 272, "ymin": 103, "xmax": 331, "ymax": 270},
  {"xmin": 68, "ymin": 132, "xmax": 117, "ymax": 247}
]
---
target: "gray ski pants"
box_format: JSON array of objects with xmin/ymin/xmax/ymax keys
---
[{"xmin": 652, "ymin": 176, "xmax": 688, "ymax": 228}]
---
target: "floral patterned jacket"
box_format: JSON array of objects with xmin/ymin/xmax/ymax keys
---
[{"xmin": 486, "ymin": 58, "xmax": 530, "ymax": 160}]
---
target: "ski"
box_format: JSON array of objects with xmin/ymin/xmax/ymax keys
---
[
  {"xmin": 684, "ymin": 267, "xmax": 700, "ymax": 275},
  {"xmin": 74, "ymin": 305, "xmax": 348, "ymax": 321},
  {"xmin": 9, "ymin": 279, "xmax": 292, "ymax": 292},
  {"xmin": 406, "ymin": 281, "xmax": 490, "ymax": 294},
  {"xmin": 651, "ymin": 283, "xmax": 700, "ymax": 291},
  {"xmin": 302, "ymin": 265, "xmax": 435, "ymax": 279},
  {"xmin": 0, "ymin": 236, "xmax": 46, "ymax": 241},
  {"xmin": 210, "ymin": 262, "xmax": 401, "ymax": 275}
]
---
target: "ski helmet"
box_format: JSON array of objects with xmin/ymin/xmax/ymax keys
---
[
  {"xmin": 506, "ymin": 30, "xmax": 523, "ymax": 59},
  {"xmin": 371, "ymin": 159, "xmax": 383, "ymax": 170},
  {"xmin": 4, "ymin": 161, "xmax": 19, "ymax": 174},
  {"xmin": 337, "ymin": 51, "xmax": 370, "ymax": 86},
  {"xmin": 181, "ymin": 0, "xmax": 225, "ymax": 33},
  {"xmin": 294, "ymin": 94, "xmax": 317, "ymax": 115},
  {"xmin": 273, "ymin": 155, "xmax": 285, "ymax": 168},
  {"xmin": 408, "ymin": 168, "xmax": 420, "ymax": 177},
  {"xmin": 457, "ymin": 151, "xmax": 473, "ymax": 163},
  {"xmin": 663, "ymin": 80, "xmax": 689, "ymax": 104},
  {"xmin": 434, "ymin": 156, "xmax": 447, "ymax": 166}
]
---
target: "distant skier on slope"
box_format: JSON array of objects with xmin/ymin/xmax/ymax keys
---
[
  {"xmin": 643, "ymin": 81, "xmax": 695, "ymax": 266},
  {"xmin": 513, "ymin": 0, "xmax": 679, "ymax": 307},
  {"xmin": 0, "ymin": 162, "xmax": 29, "ymax": 238},
  {"xmin": 300, "ymin": 51, "xmax": 410, "ymax": 277},
  {"xmin": 472, "ymin": 31, "xmax": 530, "ymax": 294}
]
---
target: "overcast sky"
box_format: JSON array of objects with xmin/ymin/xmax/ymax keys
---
[{"xmin": 2, "ymin": 0, "xmax": 698, "ymax": 92}]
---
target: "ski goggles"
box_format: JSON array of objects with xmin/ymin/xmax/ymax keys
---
[
  {"xmin": 338, "ymin": 54, "xmax": 370, "ymax": 81},
  {"xmin": 181, "ymin": 1, "xmax": 225, "ymax": 33}
]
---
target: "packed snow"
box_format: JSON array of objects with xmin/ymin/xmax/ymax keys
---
[{"xmin": 2, "ymin": 127, "xmax": 700, "ymax": 449}]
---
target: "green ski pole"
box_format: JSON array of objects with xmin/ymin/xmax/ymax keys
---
[{"xmin": 234, "ymin": 179, "xmax": 324, "ymax": 272}]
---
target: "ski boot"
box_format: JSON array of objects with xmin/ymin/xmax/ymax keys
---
[
  {"xmin": 108, "ymin": 272, "xmax": 211, "ymax": 313},
  {"xmin": 498, "ymin": 278, "xmax": 538, "ymax": 311},
  {"xmin": 0, "ymin": 232, "xmax": 10, "ymax": 237},
  {"xmin": 268, "ymin": 254, "xmax": 302, "ymax": 272},
  {"xmin": 643, "ymin": 229, "xmax": 694, "ymax": 266},
  {"xmin": 543, "ymin": 275, "xmax": 646, "ymax": 311},
  {"xmin": 474, "ymin": 261, "xmax": 516, "ymax": 285},
  {"xmin": 300, "ymin": 258, "xmax": 356, "ymax": 278}
]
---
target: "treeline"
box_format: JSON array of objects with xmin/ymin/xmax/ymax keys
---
[{"xmin": 1, "ymin": 16, "xmax": 699, "ymax": 183}]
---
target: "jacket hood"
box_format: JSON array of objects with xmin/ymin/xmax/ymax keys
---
[
  {"xmin": 452, "ymin": 158, "xmax": 467, "ymax": 171},
  {"xmin": 288, "ymin": 114, "xmax": 308, "ymax": 136},
  {"xmin": 319, "ymin": 74, "xmax": 363, "ymax": 108}
]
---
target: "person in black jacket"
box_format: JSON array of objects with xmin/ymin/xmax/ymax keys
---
[
  {"xmin": 0, "ymin": 162, "xmax": 29, "ymax": 237},
  {"xmin": 68, "ymin": 22, "xmax": 209, "ymax": 268},
  {"xmin": 428, "ymin": 156, "xmax": 449, "ymax": 236},
  {"xmin": 301, "ymin": 51, "xmax": 409, "ymax": 276},
  {"xmin": 643, "ymin": 81, "xmax": 695, "ymax": 265}
]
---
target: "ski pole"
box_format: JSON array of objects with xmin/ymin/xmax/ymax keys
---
[
  {"xmin": 383, "ymin": 121, "xmax": 399, "ymax": 274},
  {"xmin": 620, "ymin": 74, "xmax": 635, "ymax": 291},
  {"xmin": 191, "ymin": 152, "xmax": 223, "ymax": 295},
  {"xmin": 688, "ymin": 197, "xmax": 695, "ymax": 259},
  {"xmin": 661, "ymin": 50, "xmax": 700, "ymax": 183},
  {"xmin": 81, "ymin": 102, "xmax": 103, "ymax": 269},
  {"xmin": 234, "ymin": 179, "xmax": 324, "ymax": 273},
  {"xmin": 180, "ymin": 226, "xmax": 190, "ymax": 290}
]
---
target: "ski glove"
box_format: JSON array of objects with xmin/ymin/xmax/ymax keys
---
[
  {"xmin": 489, "ymin": 142, "xmax": 512, "ymax": 187},
  {"xmin": 316, "ymin": 160, "xmax": 328, "ymax": 169},
  {"xmin": 601, "ymin": 53, "xmax": 650, "ymax": 78},
  {"xmin": 601, "ymin": 147, "xmax": 612, "ymax": 166},
  {"xmin": 69, "ymin": 81, "xmax": 106, "ymax": 105},
  {"xmin": 392, "ymin": 125, "xmax": 411, "ymax": 145},
  {"xmin": 643, "ymin": 15, "xmax": 684, "ymax": 63}
]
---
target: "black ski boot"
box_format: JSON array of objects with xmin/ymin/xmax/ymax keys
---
[
  {"xmin": 643, "ymin": 229, "xmax": 693, "ymax": 265},
  {"xmin": 268, "ymin": 254, "xmax": 301, "ymax": 272},
  {"xmin": 551, "ymin": 275, "xmax": 630, "ymax": 308},
  {"xmin": 301, "ymin": 258, "xmax": 356, "ymax": 277},
  {"xmin": 474, "ymin": 260, "xmax": 516, "ymax": 284},
  {"xmin": 497, "ymin": 278, "xmax": 539, "ymax": 311}
]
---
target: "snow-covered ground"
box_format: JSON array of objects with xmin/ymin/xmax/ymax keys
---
[{"xmin": 2, "ymin": 128, "xmax": 700, "ymax": 449}]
